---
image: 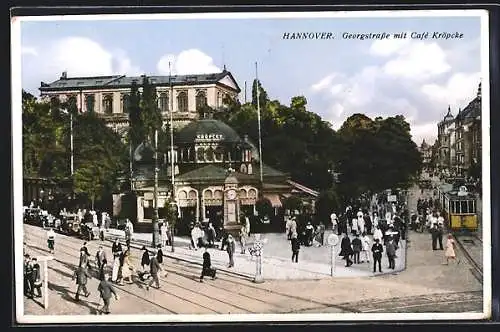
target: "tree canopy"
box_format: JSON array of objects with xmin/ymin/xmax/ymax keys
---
[
  {"xmin": 22, "ymin": 76, "xmax": 422, "ymax": 213},
  {"xmin": 22, "ymin": 90, "xmax": 127, "ymax": 209}
]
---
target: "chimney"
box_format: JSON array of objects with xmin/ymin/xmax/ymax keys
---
[
  {"xmin": 60, "ymin": 71, "xmax": 67, "ymax": 80},
  {"xmin": 477, "ymin": 82, "xmax": 482, "ymax": 99}
]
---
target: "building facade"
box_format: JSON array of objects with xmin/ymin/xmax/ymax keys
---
[
  {"xmin": 39, "ymin": 69, "xmax": 241, "ymax": 136},
  {"xmin": 434, "ymin": 83, "xmax": 482, "ymax": 178},
  {"xmin": 418, "ymin": 139, "xmax": 432, "ymax": 170}
]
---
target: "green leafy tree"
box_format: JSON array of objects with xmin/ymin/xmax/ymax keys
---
[
  {"xmin": 71, "ymin": 112, "xmax": 127, "ymax": 209},
  {"xmin": 140, "ymin": 76, "xmax": 162, "ymax": 142},
  {"xmin": 128, "ymin": 80, "xmax": 143, "ymax": 147},
  {"xmin": 251, "ymin": 79, "xmax": 269, "ymax": 109}
]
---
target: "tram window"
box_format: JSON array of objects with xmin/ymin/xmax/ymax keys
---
[
  {"xmin": 461, "ymin": 201, "xmax": 468, "ymax": 214},
  {"xmin": 450, "ymin": 201, "xmax": 456, "ymax": 214}
]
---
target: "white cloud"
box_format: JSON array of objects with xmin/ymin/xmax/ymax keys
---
[
  {"xmin": 383, "ymin": 42, "xmax": 451, "ymax": 80},
  {"xmin": 411, "ymin": 122, "xmax": 439, "ymax": 145},
  {"xmin": 21, "ymin": 37, "xmax": 142, "ymax": 95},
  {"xmin": 311, "ymin": 73, "xmax": 337, "ymax": 92},
  {"xmin": 157, "ymin": 49, "xmax": 220, "ymax": 76},
  {"xmin": 309, "ymin": 38, "xmax": 480, "ymax": 144},
  {"xmin": 421, "ymin": 72, "xmax": 481, "ymax": 111}
]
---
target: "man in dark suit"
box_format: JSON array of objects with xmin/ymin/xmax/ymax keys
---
[
  {"xmin": 98, "ymin": 272, "xmax": 119, "ymax": 314},
  {"xmin": 386, "ymin": 238, "xmax": 397, "ymax": 269},
  {"xmin": 371, "ymin": 238, "xmax": 383, "ymax": 273},
  {"xmin": 436, "ymin": 224, "xmax": 444, "ymax": 250},
  {"xmin": 200, "ymin": 249, "xmax": 216, "ymax": 282},
  {"xmin": 72, "ymin": 265, "xmax": 92, "ymax": 301},
  {"xmin": 146, "ymin": 250, "xmax": 161, "ymax": 290},
  {"xmin": 340, "ymin": 233, "xmax": 353, "ymax": 267}
]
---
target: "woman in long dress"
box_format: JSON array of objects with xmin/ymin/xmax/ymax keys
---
[
  {"xmin": 119, "ymin": 248, "xmax": 133, "ymax": 284},
  {"xmin": 444, "ymin": 234, "xmax": 459, "ymax": 265}
]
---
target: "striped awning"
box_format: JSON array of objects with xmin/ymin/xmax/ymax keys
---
[{"xmin": 263, "ymin": 194, "xmax": 282, "ymax": 207}]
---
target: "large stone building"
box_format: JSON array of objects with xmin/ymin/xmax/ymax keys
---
[
  {"xmin": 434, "ymin": 83, "xmax": 482, "ymax": 178},
  {"xmin": 37, "ymin": 69, "xmax": 318, "ymax": 234},
  {"xmin": 39, "ymin": 69, "xmax": 241, "ymax": 135}
]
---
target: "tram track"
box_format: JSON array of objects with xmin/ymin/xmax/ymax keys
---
[
  {"xmin": 453, "ymin": 233, "xmax": 483, "ymax": 284},
  {"xmin": 23, "ymin": 226, "xmax": 356, "ymax": 314}
]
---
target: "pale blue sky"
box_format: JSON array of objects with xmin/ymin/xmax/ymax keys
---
[{"xmin": 19, "ymin": 15, "xmax": 483, "ymax": 143}]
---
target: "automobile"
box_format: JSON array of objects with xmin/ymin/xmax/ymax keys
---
[{"xmin": 60, "ymin": 213, "xmax": 81, "ymax": 235}]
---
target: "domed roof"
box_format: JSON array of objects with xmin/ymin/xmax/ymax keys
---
[{"xmin": 176, "ymin": 119, "xmax": 242, "ymax": 144}]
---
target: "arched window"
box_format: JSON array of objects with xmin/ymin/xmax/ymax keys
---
[
  {"xmin": 197, "ymin": 148, "xmax": 205, "ymax": 162},
  {"xmin": 214, "ymin": 147, "xmax": 224, "ymax": 162},
  {"xmin": 217, "ymin": 92, "xmax": 222, "ymax": 108},
  {"xmin": 205, "ymin": 147, "xmax": 214, "ymax": 162},
  {"xmin": 196, "ymin": 91, "xmax": 207, "ymax": 111},
  {"xmin": 85, "ymin": 95, "xmax": 95, "ymax": 113},
  {"xmin": 122, "ymin": 94, "xmax": 130, "ymax": 113},
  {"xmin": 240, "ymin": 164, "xmax": 247, "ymax": 173},
  {"xmin": 182, "ymin": 148, "xmax": 189, "ymax": 162},
  {"xmin": 67, "ymin": 95, "xmax": 78, "ymax": 113},
  {"xmin": 103, "ymin": 95, "xmax": 113, "ymax": 114},
  {"xmin": 158, "ymin": 92, "xmax": 169, "ymax": 113},
  {"xmin": 188, "ymin": 147, "xmax": 195, "ymax": 161},
  {"xmin": 177, "ymin": 91, "xmax": 188, "ymax": 112}
]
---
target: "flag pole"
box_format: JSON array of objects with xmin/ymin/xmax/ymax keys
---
[
  {"xmin": 169, "ymin": 62, "xmax": 175, "ymax": 188},
  {"xmin": 255, "ymin": 62, "xmax": 264, "ymax": 184}
]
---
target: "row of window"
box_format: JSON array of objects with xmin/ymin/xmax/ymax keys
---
[
  {"xmin": 165, "ymin": 147, "xmax": 252, "ymax": 163},
  {"xmin": 53, "ymin": 90, "xmax": 230, "ymax": 114},
  {"xmin": 448, "ymin": 199, "xmax": 476, "ymax": 214}
]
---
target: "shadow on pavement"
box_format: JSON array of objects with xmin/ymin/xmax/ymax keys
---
[{"xmin": 48, "ymin": 282, "xmax": 100, "ymax": 315}]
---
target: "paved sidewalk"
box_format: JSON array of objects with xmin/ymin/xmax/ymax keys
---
[{"xmin": 103, "ymin": 229, "xmax": 406, "ymax": 280}]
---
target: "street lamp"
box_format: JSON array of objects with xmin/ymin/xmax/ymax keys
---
[{"xmin": 152, "ymin": 130, "xmax": 160, "ymax": 248}]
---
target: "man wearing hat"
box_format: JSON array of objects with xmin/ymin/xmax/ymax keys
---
[
  {"xmin": 24, "ymin": 254, "xmax": 33, "ymax": 297},
  {"xmin": 371, "ymin": 238, "xmax": 383, "ymax": 273},
  {"xmin": 386, "ymin": 237, "xmax": 397, "ymax": 269},
  {"xmin": 146, "ymin": 248, "xmax": 162, "ymax": 290}
]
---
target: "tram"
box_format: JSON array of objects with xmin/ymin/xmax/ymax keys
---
[{"xmin": 438, "ymin": 184, "xmax": 478, "ymax": 231}]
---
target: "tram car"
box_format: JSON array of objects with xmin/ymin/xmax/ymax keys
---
[{"xmin": 438, "ymin": 184, "xmax": 478, "ymax": 231}]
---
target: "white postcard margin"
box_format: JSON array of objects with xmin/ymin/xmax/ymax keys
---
[{"xmin": 11, "ymin": 9, "xmax": 492, "ymax": 323}]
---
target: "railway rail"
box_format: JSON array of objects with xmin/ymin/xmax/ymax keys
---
[{"xmin": 453, "ymin": 232, "xmax": 483, "ymax": 284}]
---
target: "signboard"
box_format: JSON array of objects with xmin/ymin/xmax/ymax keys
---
[
  {"xmin": 327, "ymin": 234, "xmax": 339, "ymax": 246},
  {"xmin": 195, "ymin": 134, "xmax": 224, "ymax": 141},
  {"xmin": 144, "ymin": 192, "xmax": 154, "ymax": 200},
  {"xmin": 387, "ymin": 195, "xmax": 397, "ymax": 202}
]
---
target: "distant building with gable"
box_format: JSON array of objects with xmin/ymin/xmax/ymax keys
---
[{"xmin": 434, "ymin": 82, "xmax": 482, "ymax": 178}]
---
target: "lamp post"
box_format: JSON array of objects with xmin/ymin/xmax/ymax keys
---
[{"xmin": 152, "ymin": 130, "xmax": 160, "ymax": 248}]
